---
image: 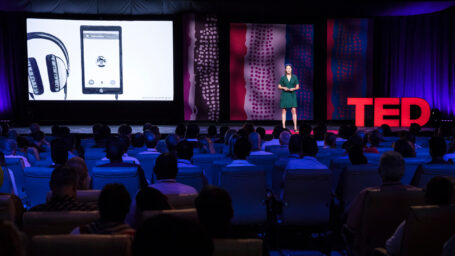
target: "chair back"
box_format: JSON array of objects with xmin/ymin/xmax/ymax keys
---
[
  {"xmin": 136, "ymin": 153, "xmax": 161, "ymax": 182},
  {"xmin": 84, "ymin": 150, "xmax": 107, "ymax": 173},
  {"xmin": 23, "ymin": 211, "xmax": 99, "ymax": 236},
  {"xmin": 358, "ymin": 189, "xmax": 425, "ymax": 256},
  {"xmin": 281, "ymin": 169, "xmax": 332, "ymax": 226},
  {"xmin": 46, "ymin": 190, "xmax": 101, "ymax": 204},
  {"xmin": 142, "ymin": 208, "xmax": 198, "ymax": 222},
  {"xmin": 166, "ymin": 194, "xmax": 197, "ymax": 209},
  {"xmin": 220, "ymin": 166, "xmax": 266, "ymax": 225},
  {"xmin": 414, "ymin": 164, "xmax": 455, "ymax": 188},
  {"xmin": 269, "ymin": 147, "xmax": 290, "ymax": 158},
  {"xmin": 31, "ymin": 234, "xmax": 132, "ymax": 256},
  {"xmin": 248, "ymin": 154, "xmax": 278, "ymax": 190},
  {"xmin": 24, "ymin": 167, "xmax": 54, "ymax": 208},
  {"xmin": 177, "ymin": 166, "xmax": 205, "ymax": 192},
  {"xmin": 401, "ymin": 205, "xmax": 455, "ymax": 256},
  {"xmin": 329, "ymin": 157, "xmax": 351, "ymax": 190},
  {"xmin": 212, "ymin": 159, "xmax": 233, "ymax": 186},
  {"xmin": 92, "ymin": 167, "xmax": 139, "ymax": 198},
  {"xmin": 339, "ymin": 164, "xmax": 381, "ymax": 211},
  {"xmin": 0, "ymin": 194, "xmax": 16, "ymax": 222},
  {"xmin": 192, "ymin": 154, "xmax": 226, "ymax": 184},
  {"xmin": 213, "ymin": 238, "xmax": 263, "ymax": 256},
  {"xmin": 5, "ymin": 158, "xmax": 25, "ymax": 196}
]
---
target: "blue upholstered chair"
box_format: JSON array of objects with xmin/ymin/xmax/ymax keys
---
[
  {"xmin": 92, "ymin": 166, "xmax": 139, "ymax": 198},
  {"xmin": 220, "ymin": 165, "xmax": 267, "ymax": 225},
  {"xmin": 24, "ymin": 167, "xmax": 54, "ymax": 208},
  {"xmin": 177, "ymin": 166, "xmax": 205, "ymax": 192}
]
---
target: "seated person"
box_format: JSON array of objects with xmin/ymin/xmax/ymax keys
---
[
  {"xmin": 428, "ymin": 136, "xmax": 449, "ymax": 164},
  {"xmin": 207, "ymin": 125, "xmax": 219, "ymax": 142},
  {"xmin": 126, "ymin": 186, "xmax": 171, "ymax": 229},
  {"xmin": 165, "ymin": 134, "xmax": 180, "ymax": 157},
  {"xmin": 393, "ymin": 139, "xmax": 416, "ymax": 158},
  {"xmin": 118, "ymin": 124, "xmax": 132, "ymax": 141},
  {"xmin": 323, "ymin": 132, "xmax": 337, "ymax": 149},
  {"xmin": 198, "ymin": 136, "xmax": 215, "ymax": 154},
  {"xmin": 286, "ymin": 136, "xmax": 327, "ymax": 170},
  {"xmin": 349, "ymin": 145, "xmax": 368, "ymax": 165},
  {"xmin": 185, "ymin": 124, "xmax": 200, "ymax": 148},
  {"xmin": 66, "ymin": 156, "xmax": 91, "ymax": 190},
  {"xmin": 364, "ymin": 130, "xmax": 381, "ymax": 153},
  {"xmin": 313, "ymin": 124, "xmax": 327, "ymax": 147},
  {"xmin": 133, "ymin": 214, "xmax": 213, "ymax": 256},
  {"xmin": 195, "ymin": 186, "xmax": 234, "ymax": 238},
  {"xmin": 97, "ymin": 139, "xmax": 148, "ymax": 189},
  {"xmin": 278, "ymin": 131, "xmax": 291, "ymax": 148},
  {"xmin": 346, "ymin": 151, "xmax": 420, "ymax": 238},
  {"xmin": 50, "ymin": 138, "xmax": 69, "ymax": 167},
  {"xmin": 248, "ymin": 132, "xmax": 273, "ymax": 156},
  {"xmin": 29, "ymin": 166, "xmax": 98, "ymax": 211},
  {"xmin": 31, "ymin": 130, "xmax": 50, "ymax": 152},
  {"xmin": 128, "ymin": 132, "xmax": 146, "ymax": 155},
  {"xmin": 176, "ymin": 140, "xmax": 197, "ymax": 168},
  {"xmin": 226, "ymin": 138, "xmax": 255, "ymax": 167},
  {"xmin": 91, "ymin": 124, "xmax": 111, "ymax": 148},
  {"xmin": 3, "ymin": 139, "xmax": 31, "ymax": 167},
  {"xmin": 16, "ymin": 136, "xmax": 40, "ymax": 162},
  {"xmin": 138, "ymin": 132, "xmax": 160, "ymax": 155},
  {"xmin": 102, "ymin": 136, "xmax": 140, "ymax": 165},
  {"xmin": 255, "ymin": 127, "xmax": 266, "ymax": 146},
  {"xmin": 386, "ymin": 176, "xmax": 453, "ymax": 255},
  {"xmin": 72, "ymin": 184, "xmax": 135, "ymax": 236},
  {"xmin": 299, "ymin": 122, "xmax": 312, "ymax": 137},
  {"xmin": 150, "ymin": 153, "xmax": 198, "ymax": 195},
  {"xmin": 261, "ymin": 126, "xmax": 283, "ymax": 150}
]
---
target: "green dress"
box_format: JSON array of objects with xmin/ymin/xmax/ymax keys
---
[{"xmin": 279, "ymin": 74, "xmax": 299, "ymax": 108}]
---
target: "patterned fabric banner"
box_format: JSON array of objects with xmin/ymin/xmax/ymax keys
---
[
  {"xmin": 327, "ymin": 18, "xmax": 373, "ymax": 120},
  {"xmin": 183, "ymin": 14, "xmax": 220, "ymax": 120},
  {"xmin": 230, "ymin": 23, "xmax": 314, "ymax": 121}
]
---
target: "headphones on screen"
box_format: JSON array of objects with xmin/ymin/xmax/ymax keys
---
[{"xmin": 27, "ymin": 32, "xmax": 70, "ymax": 100}]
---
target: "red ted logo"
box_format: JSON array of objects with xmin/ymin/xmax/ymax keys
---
[{"xmin": 347, "ymin": 97, "xmax": 431, "ymax": 127}]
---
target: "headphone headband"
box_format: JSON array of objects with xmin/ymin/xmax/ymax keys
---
[{"xmin": 27, "ymin": 32, "xmax": 70, "ymax": 72}]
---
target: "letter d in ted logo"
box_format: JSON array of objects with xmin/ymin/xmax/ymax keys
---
[{"xmin": 347, "ymin": 97, "xmax": 431, "ymax": 127}]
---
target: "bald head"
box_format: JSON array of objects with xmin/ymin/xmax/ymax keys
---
[{"xmin": 279, "ymin": 131, "xmax": 291, "ymax": 146}]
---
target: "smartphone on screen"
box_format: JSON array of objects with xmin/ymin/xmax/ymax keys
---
[{"xmin": 81, "ymin": 26, "xmax": 123, "ymax": 95}]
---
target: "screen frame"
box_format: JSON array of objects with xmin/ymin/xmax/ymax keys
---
[{"xmin": 22, "ymin": 14, "xmax": 182, "ymax": 123}]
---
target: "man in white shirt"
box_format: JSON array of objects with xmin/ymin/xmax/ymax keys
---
[
  {"xmin": 261, "ymin": 126, "xmax": 284, "ymax": 150},
  {"xmin": 137, "ymin": 132, "xmax": 161, "ymax": 157},
  {"xmin": 286, "ymin": 136, "xmax": 328, "ymax": 170},
  {"xmin": 226, "ymin": 138, "xmax": 255, "ymax": 168},
  {"xmin": 151, "ymin": 153, "xmax": 198, "ymax": 195}
]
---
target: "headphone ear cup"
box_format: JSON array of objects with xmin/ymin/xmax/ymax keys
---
[
  {"xmin": 46, "ymin": 54, "xmax": 68, "ymax": 92},
  {"xmin": 27, "ymin": 57, "xmax": 44, "ymax": 95}
]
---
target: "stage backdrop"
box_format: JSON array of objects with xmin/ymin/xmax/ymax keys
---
[
  {"xmin": 230, "ymin": 23, "xmax": 314, "ymax": 121},
  {"xmin": 326, "ymin": 18, "xmax": 373, "ymax": 120},
  {"xmin": 183, "ymin": 14, "xmax": 220, "ymax": 121}
]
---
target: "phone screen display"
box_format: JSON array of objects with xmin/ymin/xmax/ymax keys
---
[{"xmin": 81, "ymin": 26, "xmax": 122, "ymax": 94}]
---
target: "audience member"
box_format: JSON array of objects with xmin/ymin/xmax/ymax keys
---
[
  {"xmin": 97, "ymin": 139, "xmax": 148, "ymax": 189},
  {"xmin": 127, "ymin": 187, "xmax": 171, "ymax": 229},
  {"xmin": 219, "ymin": 126, "xmax": 229, "ymax": 143},
  {"xmin": 386, "ymin": 176, "xmax": 453, "ymax": 255},
  {"xmin": 261, "ymin": 126, "xmax": 283, "ymax": 150},
  {"xmin": 346, "ymin": 151, "xmax": 420, "ymax": 236},
  {"xmin": 256, "ymin": 127, "xmax": 266, "ymax": 143},
  {"xmin": 72, "ymin": 184, "xmax": 135, "ymax": 236},
  {"xmin": 176, "ymin": 140, "xmax": 197, "ymax": 167},
  {"xmin": 142, "ymin": 122, "xmax": 153, "ymax": 132},
  {"xmin": 118, "ymin": 124, "xmax": 133, "ymax": 139},
  {"xmin": 29, "ymin": 166, "xmax": 98, "ymax": 211},
  {"xmin": 207, "ymin": 125, "xmax": 218, "ymax": 141},
  {"xmin": 242, "ymin": 123, "xmax": 255, "ymax": 135},
  {"xmin": 324, "ymin": 132, "xmax": 337, "ymax": 149},
  {"xmin": 380, "ymin": 124, "xmax": 393, "ymax": 137},
  {"xmin": 279, "ymin": 130, "xmax": 291, "ymax": 147},
  {"xmin": 151, "ymin": 153, "xmax": 198, "ymax": 195},
  {"xmin": 137, "ymin": 132, "xmax": 160, "ymax": 156},
  {"xmin": 195, "ymin": 186, "xmax": 234, "ymax": 238},
  {"xmin": 285, "ymin": 136, "xmax": 326, "ymax": 170},
  {"xmin": 428, "ymin": 136, "xmax": 449, "ymax": 164},
  {"xmin": 165, "ymin": 134, "xmax": 180, "ymax": 157},
  {"xmin": 3, "ymin": 139, "xmax": 31, "ymax": 167},
  {"xmin": 198, "ymin": 136, "xmax": 215, "ymax": 154},
  {"xmin": 364, "ymin": 130, "xmax": 381, "ymax": 153},
  {"xmin": 226, "ymin": 137, "xmax": 254, "ymax": 167},
  {"xmin": 393, "ymin": 139, "xmax": 416, "ymax": 158},
  {"xmin": 248, "ymin": 132, "xmax": 272, "ymax": 155},
  {"xmin": 131, "ymin": 132, "xmax": 145, "ymax": 148},
  {"xmin": 299, "ymin": 122, "xmax": 312, "ymax": 137},
  {"xmin": 349, "ymin": 145, "xmax": 368, "ymax": 165},
  {"xmin": 133, "ymin": 214, "xmax": 213, "ymax": 256},
  {"xmin": 16, "ymin": 136, "xmax": 40, "ymax": 162},
  {"xmin": 313, "ymin": 124, "xmax": 327, "ymax": 147},
  {"xmin": 66, "ymin": 156, "xmax": 91, "ymax": 190},
  {"xmin": 92, "ymin": 124, "xmax": 111, "ymax": 148},
  {"xmin": 31, "ymin": 130, "xmax": 50, "ymax": 152},
  {"xmin": 175, "ymin": 123, "xmax": 186, "ymax": 138}
]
